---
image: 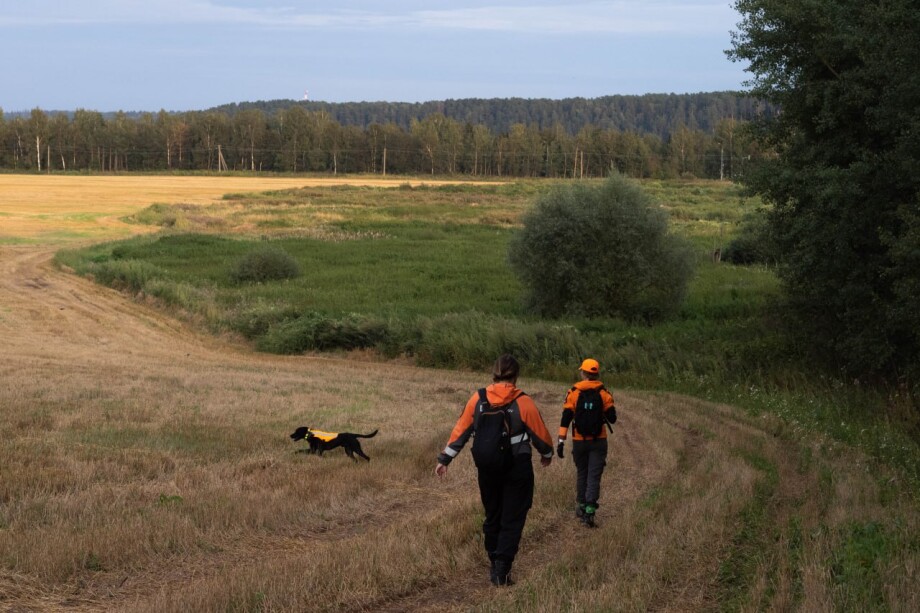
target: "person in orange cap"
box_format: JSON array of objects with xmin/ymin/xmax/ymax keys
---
[{"xmin": 556, "ymin": 358, "xmax": 617, "ymax": 527}]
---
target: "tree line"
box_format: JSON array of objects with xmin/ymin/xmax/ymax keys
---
[
  {"xmin": 0, "ymin": 105, "xmax": 766, "ymax": 180},
  {"xmin": 210, "ymin": 92, "xmax": 774, "ymax": 139}
]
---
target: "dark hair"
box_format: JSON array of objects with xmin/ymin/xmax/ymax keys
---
[
  {"xmin": 492, "ymin": 354, "xmax": 520, "ymax": 382},
  {"xmin": 581, "ymin": 371, "xmax": 600, "ymax": 382}
]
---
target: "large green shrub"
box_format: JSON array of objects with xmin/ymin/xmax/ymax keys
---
[
  {"xmin": 508, "ymin": 174, "xmax": 694, "ymax": 321},
  {"xmin": 229, "ymin": 245, "xmax": 301, "ymax": 284}
]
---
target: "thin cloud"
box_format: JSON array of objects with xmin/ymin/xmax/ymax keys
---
[
  {"xmin": 411, "ymin": 3, "xmax": 734, "ymax": 34},
  {"xmin": 1, "ymin": 1, "xmax": 735, "ymax": 34}
]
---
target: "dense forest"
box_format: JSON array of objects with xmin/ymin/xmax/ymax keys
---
[
  {"xmin": 0, "ymin": 92, "xmax": 772, "ymax": 179},
  {"xmin": 211, "ymin": 92, "xmax": 774, "ymax": 139}
]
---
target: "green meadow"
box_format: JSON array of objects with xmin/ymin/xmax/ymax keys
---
[{"xmin": 56, "ymin": 178, "xmax": 919, "ymax": 488}]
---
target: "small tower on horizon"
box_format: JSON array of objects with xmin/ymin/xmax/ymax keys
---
[{"xmin": 303, "ymin": 90, "xmax": 309, "ymax": 101}]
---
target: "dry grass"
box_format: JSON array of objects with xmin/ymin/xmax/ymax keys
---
[
  {"xmin": 1, "ymin": 176, "xmax": 917, "ymax": 611},
  {"xmin": 0, "ymin": 174, "xmax": 492, "ymax": 243}
]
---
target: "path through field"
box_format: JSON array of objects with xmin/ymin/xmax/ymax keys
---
[{"xmin": 1, "ymin": 176, "xmax": 915, "ymax": 611}]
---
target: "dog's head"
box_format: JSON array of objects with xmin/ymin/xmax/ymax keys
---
[{"xmin": 289, "ymin": 426, "xmax": 312, "ymax": 442}]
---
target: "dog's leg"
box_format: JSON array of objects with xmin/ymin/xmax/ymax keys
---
[{"xmin": 351, "ymin": 441, "xmax": 371, "ymax": 462}]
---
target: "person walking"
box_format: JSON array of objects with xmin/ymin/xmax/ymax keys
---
[
  {"xmin": 435, "ymin": 354, "xmax": 554, "ymax": 586},
  {"xmin": 556, "ymin": 358, "xmax": 617, "ymax": 527}
]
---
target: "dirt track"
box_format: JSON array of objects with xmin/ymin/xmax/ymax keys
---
[{"xmin": 2, "ymin": 176, "xmax": 913, "ymax": 611}]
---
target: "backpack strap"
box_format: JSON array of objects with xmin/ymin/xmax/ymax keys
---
[
  {"xmin": 473, "ymin": 388, "xmax": 489, "ymax": 429},
  {"xmin": 598, "ymin": 385, "xmax": 614, "ymax": 433}
]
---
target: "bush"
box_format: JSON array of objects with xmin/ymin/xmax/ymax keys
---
[
  {"xmin": 722, "ymin": 211, "xmax": 779, "ymax": 265},
  {"xmin": 508, "ymin": 174, "xmax": 695, "ymax": 321},
  {"xmin": 256, "ymin": 312, "xmax": 389, "ymax": 354},
  {"xmin": 91, "ymin": 260, "xmax": 165, "ymax": 292},
  {"xmin": 228, "ymin": 302, "xmax": 302, "ymax": 339},
  {"xmin": 229, "ymin": 246, "xmax": 301, "ymax": 284}
]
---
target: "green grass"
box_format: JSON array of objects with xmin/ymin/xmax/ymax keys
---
[
  {"xmin": 717, "ymin": 451, "xmax": 779, "ymax": 611},
  {"xmin": 829, "ymin": 521, "xmax": 907, "ymax": 611},
  {"xmin": 55, "ymin": 178, "xmax": 920, "ymax": 492}
]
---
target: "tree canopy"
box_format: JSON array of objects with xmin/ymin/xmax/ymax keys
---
[
  {"xmin": 729, "ymin": 0, "xmax": 920, "ymax": 388},
  {"xmin": 209, "ymin": 92, "xmax": 775, "ymax": 140}
]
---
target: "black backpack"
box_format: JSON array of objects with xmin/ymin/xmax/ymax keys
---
[
  {"xmin": 573, "ymin": 387, "xmax": 607, "ymax": 437},
  {"xmin": 470, "ymin": 389, "xmax": 515, "ymax": 471}
]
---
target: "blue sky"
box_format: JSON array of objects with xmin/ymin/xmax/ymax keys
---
[{"xmin": 0, "ymin": 1, "xmax": 748, "ymax": 112}]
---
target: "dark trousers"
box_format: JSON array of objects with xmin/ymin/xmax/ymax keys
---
[
  {"xmin": 572, "ymin": 438, "xmax": 607, "ymax": 506},
  {"xmin": 477, "ymin": 455, "xmax": 534, "ymax": 563}
]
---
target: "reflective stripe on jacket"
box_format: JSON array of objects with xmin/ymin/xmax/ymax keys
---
[
  {"xmin": 558, "ymin": 380, "xmax": 616, "ymax": 441},
  {"xmin": 438, "ymin": 382, "xmax": 555, "ymax": 466}
]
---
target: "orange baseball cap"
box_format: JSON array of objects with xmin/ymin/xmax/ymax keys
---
[{"xmin": 579, "ymin": 358, "xmax": 600, "ymax": 374}]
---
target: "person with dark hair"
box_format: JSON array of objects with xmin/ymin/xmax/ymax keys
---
[
  {"xmin": 556, "ymin": 358, "xmax": 617, "ymax": 527},
  {"xmin": 435, "ymin": 354, "xmax": 554, "ymax": 586}
]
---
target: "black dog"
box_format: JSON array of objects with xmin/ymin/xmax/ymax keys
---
[{"xmin": 290, "ymin": 427, "xmax": 378, "ymax": 461}]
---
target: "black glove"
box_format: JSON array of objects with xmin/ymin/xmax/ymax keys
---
[{"xmin": 556, "ymin": 441, "xmax": 564, "ymax": 459}]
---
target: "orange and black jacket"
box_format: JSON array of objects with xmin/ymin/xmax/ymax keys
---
[
  {"xmin": 437, "ymin": 382, "xmax": 555, "ymax": 466},
  {"xmin": 558, "ymin": 380, "xmax": 617, "ymax": 441}
]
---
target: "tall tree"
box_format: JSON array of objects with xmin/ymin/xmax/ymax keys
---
[
  {"xmin": 466, "ymin": 123, "xmax": 494, "ymax": 176},
  {"xmin": 729, "ymin": 0, "xmax": 920, "ymax": 386},
  {"xmin": 72, "ymin": 109, "xmax": 105, "ymax": 170},
  {"xmin": 231, "ymin": 109, "xmax": 267, "ymax": 171},
  {"xmin": 109, "ymin": 111, "xmax": 136, "ymax": 171},
  {"xmin": 411, "ymin": 114, "xmax": 446, "ymax": 175},
  {"xmin": 156, "ymin": 110, "xmax": 175, "ymax": 169},
  {"xmin": 28, "ymin": 109, "xmax": 49, "ymax": 171},
  {"xmin": 280, "ymin": 106, "xmax": 310, "ymax": 172},
  {"xmin": 48, "ymin": 113, "xmax": 72, "ymax": 171},
  {"xmin": 0, "ymin": 108, "xmax": 8, "ymax": 168},
  {"xmin": 190, "ymin": 111, "xmax": 231, "ymax": 171}
]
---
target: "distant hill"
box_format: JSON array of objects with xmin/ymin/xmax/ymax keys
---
[{"xmin": 208, "ymin": 92, "xmax": 775, "ymax": 139}]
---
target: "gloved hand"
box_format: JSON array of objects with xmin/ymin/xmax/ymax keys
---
[{"xmin": 556, "ymin": 440, "xmax": 565, "ymax": 459}]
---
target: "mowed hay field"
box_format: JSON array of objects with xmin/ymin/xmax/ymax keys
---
[
  {"xmin": 0, "ymin": 174, "xmax": 488, "ymax": 243},
  {"xmin": 1, "ymin": 176, "xmax": 918, "ymax": 611}
]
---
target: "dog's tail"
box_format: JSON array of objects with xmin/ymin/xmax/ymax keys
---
[
  {"xmin": 357, "ymin": 429, "xmax": 379, "ymax": 439},
  {"xmin": 290, "ymin": 426, "xmax": 310, "ymax": 442}
]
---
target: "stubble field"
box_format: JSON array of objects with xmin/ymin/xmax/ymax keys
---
[{"xmin": 0, "ymin": 175, "xmax": 916, "ymax": 611}]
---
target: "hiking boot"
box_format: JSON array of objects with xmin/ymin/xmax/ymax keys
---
[
  {"xmin": 491, "ymin": 559, "xmax": 514, "ymax": 586},
  {"xmin": 581, "ymin": 503, "xmax": 597, "ymax": 528},
  {"xmin": 575, "ymin": 503, "xmax": 586, "ymax": 519}
]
